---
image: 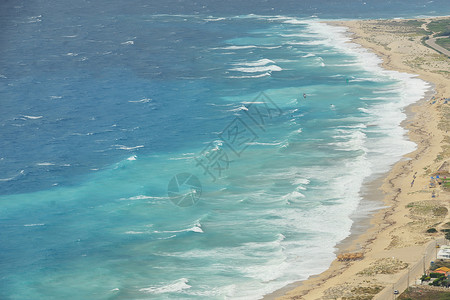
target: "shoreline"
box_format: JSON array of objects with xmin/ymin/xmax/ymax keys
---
[
  {"xmin": 263, "ymin": 172, "xmax": 390, "ymax": 299},
  {"xmin": 266, "ymin": 16, "xmax": 450, "ymax": 299}
]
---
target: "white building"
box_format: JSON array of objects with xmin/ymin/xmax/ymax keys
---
[{"xmin": 437, "ymin": 245, "xmax": 450, "ymax": 260}]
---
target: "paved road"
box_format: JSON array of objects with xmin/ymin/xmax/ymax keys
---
[
  {"xmin": 425, "ymin": 35, "xmax": 450, "ymax": 57},
  {"xmin": 375, "ymin": 237, "xmax": 446, "ymax": 300}
]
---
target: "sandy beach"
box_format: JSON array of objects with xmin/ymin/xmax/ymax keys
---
[{"xmin": 271, "ymin": 17, "xmax": 450, "ymax": 299}]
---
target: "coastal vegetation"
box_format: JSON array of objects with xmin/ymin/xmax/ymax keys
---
[
  {"xmin": 426, "ymin": 19, "xmax": 450, "ymax": 52},
  {"xmin": 356, "ymin": 258, "xmax": 408, "ymax": 276},
  {"xmin": 427, "ymin": 19, "xmax": 450, "ymax": 37},
  {"xmin": 399, "ymin": 286, "xmax": 450, "ymax": 299},
  {"xmin": 324, "ymin": 283, "xmax": 383, "ymax": 300}
]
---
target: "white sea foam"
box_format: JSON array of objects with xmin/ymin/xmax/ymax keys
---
[
  {"xmin": 214, "ymin": 45, "xmax": 281, "ymax": 50},
  {"xmin": 36, "ymin": 162, "xmax": 55, "ymax": 166},
  {"xmin": 128, "ymin": 98, "xmax": 152, "ymax": 103},
  {"xmin": 292, "ymin": 178, "xmax": 310, "ymax": 185},
  {"xmin": 219, "ymin": 45, "xmax": 257, "ymax": 50},
  {"xmin": 24, "ymin": 223, "xmax": 45, "ymax": 227},
  {"xmin": 227, "ymin": 72, "xmax": 271, "ymax": 79},
  {"xmin": 281, "ymin": 191, "xmax": 306, "ymax": 203},
  {"xmin": 154, "ymin": 222, "xmax": 204, "ymax": 234},
  {"xmin": 285, "ymin": 40, "xmax": 325, "ymax": 46},
  {"xmin": 168, "ymin": 152, "xmax": 196, "ymax": 160},
  {"xmin": 330, "ymin": 129, "xmax": 368, "ymax": 152},
  {"xmin": 139, "ymin": 278, "xmax": 191, "ymax": 294},
  {"xmin": 71, "ymin": 132, "xmax": 94, "ymax": 136},
  {"xmin": 27, "ymin": 15, "xmax": 42, "ymax": 23},
  {"xmin": 115, "ymin": 145, "xmax": 144, "ymax": 150},
  {"xmin": 190, "ymin": 225, "xmax": 204, "ymax": 233},
  {"xmin": 239, "ymin": 260, "xmax": 290, "ymax": 283},
  {"xmin": 281, "ymin": 33, "xmax": 315, "ymax": 38},
  {"xmin": 156, "ymin": 234, "xmax": 177, "ymax": 240},
  {"xmin": 229, "ymin": 58, "xmax": 281, "ymax": 76},
  {"xmin": 127, "ymin": 155, "xmax": 137, "ymax": 161},
  {"xmin": 119, "ymin": 195, "xmax": 167, "ymax": 201},
  {"xmin": 23, "ymin": 115, "xmax": 43, "ymax": 120},
  {"xmin": 0, "ymin": 170, "xmax": 24, "ymax": 182},
  {"xmin": 227, "ymin": 105, "xmax": 249, "ymax": 112},
  {"xmin": 181, "ymin": 285, "xmax": 237, "ymax": 298},
  {"xmin": 358, "ymin": 107, "xmax": 370, "ymax": 113},
  {"xmin": 206, "ymin": 102, "xmax": 234, "ymax": 107},
  {"xmin": 230, "ymin": 65, "xmax": 282, "ymax": 73},
  {"xmin": 247, "ymin": 141, "xmax": 282, "ymax": 146},
  {"xmin": 282, "ymin": 18, "xmax": 308, "ymax": 25},
  {"xmin": 204, "ymin": 17, "xmax": 226, "ymax": 22},
  {"xmin": 232, "ymin": 59, "xmax": 275, "ymax": 67},
  {"xmin": 315, "ymin": 56, "xmax": 325, "ymax": 67}
]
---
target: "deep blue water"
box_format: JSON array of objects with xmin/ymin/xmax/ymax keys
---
[{"xmin": 0, "ymin": 1, "xmax": 448, "ymax": 299}]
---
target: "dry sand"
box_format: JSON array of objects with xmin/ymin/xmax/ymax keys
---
[{"xmin": 272, "ymin": 17, "xmax": 450, "ymax": 300}]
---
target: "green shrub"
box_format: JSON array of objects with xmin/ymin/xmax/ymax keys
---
[
  {"xmin": 430, "ymin": 272, "xmax": 442, "ymax": 278},
  {"xmin": 442, "ymin": 279, "xmax": 450, "ymax": 288},
  {"xmin": 432, "ymin": 278, "xmax": 442, "ymax": 286},
  {"xmin": 437, "ymin": 31, "xmax": 450, "ymax": 37},
  {"xmin": 421, "ymin": 274, "xmax": 431, "ymax": 281},
  {"xmin": 427, "ymin": 228, "xmax": 438, "ymax": 233}
]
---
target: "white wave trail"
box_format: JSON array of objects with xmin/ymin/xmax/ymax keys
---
[
  {"xmin": 128, "ymin": 98, "xmax": 152, "ymax": 103},
  {"xmin": 219, "ymin": 45, "xmax": 257, "ymax": 50},
  {"xmin": 139, "ymin": 278, "xmax": 191, "ymax": 294},
  {"xmin": 231, "ymin": 65, "xmax": 282, "ymax": 73},
  {"xmin": 23, "ymin": 115, "xmax": 43, "ymax": 120},
  {"xmin": 36, "ymin": 162, "xmax": 55, "ymax": 166},
  {"xmin": 228, "ymin": 72, "xmax": 271, "ymax": 79},
  {"xmin": 114, "ymin": 145, "xmax": 144, "ymax": 150},
  {"xmin": 0, "ymin": 170, "xmax": 24, "ymax": 182},
  {"xmin": 232, "ymin": 59, "xmax": 275, "ymax": 67},
  {"xmin": 213, "ymin": 45, "xmax": 281, "ymax": 50},
  {"xmin": 153, "ymin": 222, "xmax": 204, "ymax": 234}
]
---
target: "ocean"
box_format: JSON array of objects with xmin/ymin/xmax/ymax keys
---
[{"xmin": 1, "ymin": 1, "xmax": 449, "ymax": 299}]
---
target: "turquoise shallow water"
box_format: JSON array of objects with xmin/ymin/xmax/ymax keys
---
[{"xmin": 0, "ymin": 3, "xmax": 443, "ymax": 299}]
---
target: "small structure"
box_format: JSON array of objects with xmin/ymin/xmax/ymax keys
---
[
  {"xmin": 437, "ymin": 245, "xmax": 450, "ymax": 260},
  {"xmin": 434, "ymin": 267, "xmax": 450, "ymax": 275},
  {"xmin": 337, "ymin": 252, "xmax": 364, "ymax": 261}
]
